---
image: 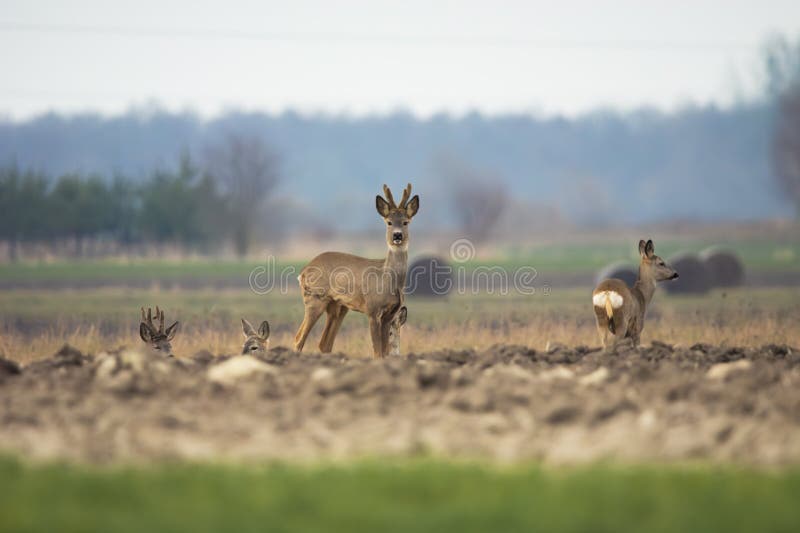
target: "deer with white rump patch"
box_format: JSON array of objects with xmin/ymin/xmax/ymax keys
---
[
  {"xmin": 592, "ymin": 239, "xmax": 678, "ymax": 349},
  {"xmin": 294, "ymin": 184, "xmax": 419, "ymax": 358}
]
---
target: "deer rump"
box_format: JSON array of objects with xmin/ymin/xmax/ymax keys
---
[{"xmin": 592, "ymin": 290, "xmax": 624, "ymax": 334}]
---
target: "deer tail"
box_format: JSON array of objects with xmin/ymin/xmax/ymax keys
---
[
  {"xmin": 593, "ymin": 290, "xmax": 621, "ymax": 334},
  {"xmin": 606, "ymin": 293, "xmax": 616, "ymax": 334}
]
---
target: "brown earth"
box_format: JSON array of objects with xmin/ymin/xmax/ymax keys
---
[{"xmin": 1, "ymin": 342, "xmax": 799, "ymax": 465}]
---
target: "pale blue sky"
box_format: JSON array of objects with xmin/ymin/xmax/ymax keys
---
[{"xmin": 1, "ymin": 0, "xmax": 799, "ymax": 119}]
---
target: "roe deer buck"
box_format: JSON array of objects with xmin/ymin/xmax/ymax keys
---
[
  {"xmin": 294, "ymin": 184, "xmax": 419, "ymax": 358},
  {"xmin": 592, "ymin": 239, "xmax": 678, "ymax": 349},
  {"xmin": 241, "ymin": 318, "xmax": 270, "ymax": 354},
  {"xmin": 139, "ymin": 306, "xmax": 180, "ymax": 356}
]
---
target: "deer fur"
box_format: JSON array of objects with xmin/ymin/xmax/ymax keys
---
[
  {"xmin": 592, "ymin": 239, "xmax": 678, "ymax": 349},
  {"xmin": 139, "ymin": 306, "xmax": 180, "ymax": 356},
  {"xmin": 241, "ymin": 318, "xmax": 270, "ymax": 354},
  {"xmin": 294, "ymin": 184, "xmax": 419, "ymax": 358}
]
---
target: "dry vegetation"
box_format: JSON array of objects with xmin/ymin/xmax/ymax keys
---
[{"xmin": 1, "ymin": 287, "xmax": 798, "ymax": 364}]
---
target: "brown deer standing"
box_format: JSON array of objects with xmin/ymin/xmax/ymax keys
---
[
  {"xmin": 592, "ymin": 239, "xmax": 678, "ymax": 349},
  {"xmin": 241, "ymin": 318, "xmax": 270, "ymax": 354},
  {"xmin": 139, "ymin": 306, "xmax": 180, "ymax": 356},
  {"xmin": 294, "ymin": 184, "xmax": 419, "ymax": 358}
]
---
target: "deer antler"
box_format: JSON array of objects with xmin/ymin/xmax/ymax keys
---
[
  {"xmin": 382, "ymin": 184, "xmax": 396, "ymax": 208},
  {"xmin": 141, "ymin": 306, "xmax": 166, "ymax": 335},
  {"xmin": 141, "ymin": 307, "xmax": 156, "ymax": 334},
  {"xmin": 398, "ymin": 183, "xmax": 412, "ymax": 209},
  {"xmin": 156, "ymin": 306, "xmax": 165, "ymax": 334}
]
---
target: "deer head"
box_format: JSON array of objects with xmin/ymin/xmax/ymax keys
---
[
  {"xmin": 638, "ymin": 239, "xmax": 679, "ymax": 282},
  {"xmin": 375, "ymin": 183, "xmax": 420, "ymax": 250},
  {"xmin": 241, "ymin": 318, "xmax": 270, "ymax": 354},
  {"xmin": 139, "ymin": 306, "xmax": 180, "ymax": 356}
]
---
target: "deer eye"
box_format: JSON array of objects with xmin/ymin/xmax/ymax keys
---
[
  {"xmin": 387, "ymin": 221, "xmax": 392, "ymax": 226},
  {"xmin": 250, "ymin": 345, "xmax": 258, "ymax": 350},
  {"xmin": 403, "ymin": 221, "xmax": 408, "ymax": 226}
]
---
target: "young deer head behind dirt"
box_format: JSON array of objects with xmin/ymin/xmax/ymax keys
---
[
  {"xmin": 139, "ymin": 306, "xmax": 180, "ymax": 356},
  {"xmin": 592, "ymin": 239, "xmax": 678, "ymax": 350},
  {"xmin": 241, "ymin": 318, "xmax": 270, "ymax": 354},
  {"xmin": 294, "ymin": 183, "xmax": 419, "ymax": 358}
]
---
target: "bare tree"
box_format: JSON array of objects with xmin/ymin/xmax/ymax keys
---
[
  {"xmin": 762, "ymin": 35, "xmax": 800, "ymax": 217},
  {"xmin": 437, "ymin": 157, "xmax": 509, "ymax": 244},
  {"xmin": 772, "ymin": 85, "xmax": 800, "ymax": 217},
  {"xmin": 761, "ymin": 34, "xmax": 800, "ymax": 99},
  {"xmin": 204, "ymin": 134, "xmax": 280, "ymax": 256}
]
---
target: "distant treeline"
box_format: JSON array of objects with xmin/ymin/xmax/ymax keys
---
[
  {"xmin": 0, "ymin": 104, "xmax": 785, "ymax": 229},
  {"xmin": 0, "ymin": 134, "xmax": 282, "ymax": 261},
  {"xmin": 0, "ymin": 159, "xmax": 226, "ymax": 260}
]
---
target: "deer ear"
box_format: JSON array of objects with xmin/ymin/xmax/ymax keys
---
[
  {"xmin": 139, "ymin": 323, "xmax": 152, "ymax": 342},
  {"xmin": 396, "ymin": 306, "xmax": 407, "ymax": 326},
  {"xmin": 644, "ymin": 239, "xmax": 655, "ymax": 258},
  {"xmin": 258, "ymin": 320, "xmax": 270, "ymax": 340},
  {"xmin": 376, "ymin": 195, "xmax": 391, "ymax": 217},
  {"xmin": 405, "ymin": 195, "xmax": 419, "ymax": 218},
  {"xmin": 165, "ymin": 321, "xmax": 180, "ymax": 341},
  {"xmin": 638, "ymin": 239, "xmax": 647, "ymax": 257},
  {"xmin": 241, "ymin": 318, "xmax": 256, "ymax": 338}
]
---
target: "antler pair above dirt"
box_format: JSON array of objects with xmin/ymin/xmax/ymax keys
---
[
  {"xmin": 141, "ymin": 306, "xmax": 167, "ymax": 336},
  {"xmin": 139, "ymin": 306, "xmax": 180, "ymax": 355}
]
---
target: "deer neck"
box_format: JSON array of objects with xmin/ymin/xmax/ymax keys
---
[
  {"xmin": 383, "ymin": 246, "xmax": 408, "ymax": 293},
  {"xmin": 633, "ymin": 264, "xmax": 657, "ymax": 310}
]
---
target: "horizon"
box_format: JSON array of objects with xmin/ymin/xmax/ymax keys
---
[{"xmin": 0, "ymin": 97, "xmax": 770, "ymax": 125}]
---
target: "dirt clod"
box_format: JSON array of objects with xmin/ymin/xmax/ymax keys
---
[{"xmin": 0, "ymin": 357, "xmax": 22, "ymax": 377}]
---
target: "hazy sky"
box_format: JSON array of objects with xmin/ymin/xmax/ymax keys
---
[{"xmin": 2, "ymin": 0, "xmax": 799, "ymax": 119}]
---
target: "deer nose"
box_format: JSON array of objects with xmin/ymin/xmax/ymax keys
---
[{"xmin": 392, "ymin": 231, "xmax": 403, "ymax": 241}]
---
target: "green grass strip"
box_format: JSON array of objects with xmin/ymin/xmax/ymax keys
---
[{"xmin": 1, "ymin": 458, "xmax": 799, "ymax": 533}]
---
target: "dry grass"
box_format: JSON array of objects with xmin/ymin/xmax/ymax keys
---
[{"xmin": 1, "ymin": 286, "xmax": 798, "ymax": 364}]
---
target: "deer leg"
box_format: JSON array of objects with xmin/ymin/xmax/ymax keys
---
[
  {"xmin": 597, "ymin": 323, "xmax": 611, "ymax": 349},
  {"xmin": 593, "ymin": 307, "xmax": 611, "ymax": 349},
  {"xmin": 320, "ymin": 305, "xmax": 349, "ymax": 353},
  {"xmin": 630, "ymin": 329, "xmax": 641, "ymax": 348},
  {"xmin": 294, "ymin": 299, "xmax": 326, "ymax": 353},
  {"xmin": 368, "ymin": 315, "xmax": 385, "ymax": 359},
  {"xmin": 318, "ymin": 301, "xmax": 339, "ymax": 352},
  {"xmin": 609, "ymin": 318, "xmax": 629, "ymax": 351},
  {"xmin": 379, "ymin": 318, "xmax": 393, "ymax": 358}
]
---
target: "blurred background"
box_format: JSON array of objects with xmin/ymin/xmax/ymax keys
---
[{"xmin": 0, "ymin": 1, "xmax": 799, "ymax": 357}]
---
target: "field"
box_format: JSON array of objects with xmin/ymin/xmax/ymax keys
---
[{"xmin": 1, "ymin": 245, "xmax": 799, "ymax": 532}]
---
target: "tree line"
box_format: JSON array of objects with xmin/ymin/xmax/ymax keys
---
[{"xmin": 0, "ymin": 135, "xmax": 280, "ymax": 261}]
